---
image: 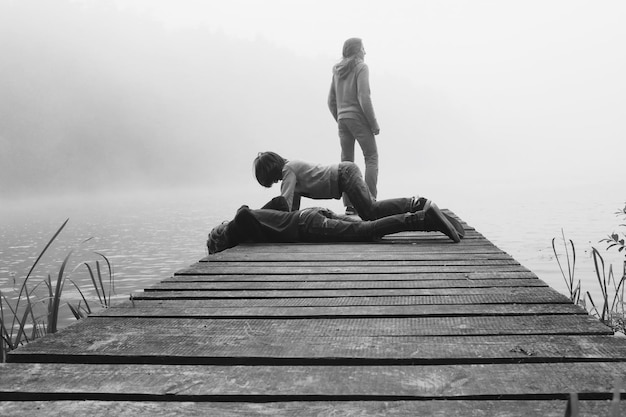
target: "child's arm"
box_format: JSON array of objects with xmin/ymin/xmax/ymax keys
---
[
  {"xmin": 280, "ymin": 169, "xmax": 298, "ymax": 211},
  {"xmin": 260, "ymin": 196, "xmax": 289, "ymax": 212},
  {"xmin": 292, "ymin": 193, "xmax": 301, "ymax": 210}
]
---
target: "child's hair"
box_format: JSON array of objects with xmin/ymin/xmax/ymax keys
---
[
  {"xmin": 254, "ymin": 151, "xmax": 286, "ymax": 187},
  {"xmin": 207, "ymin": 221, "xmax": 231, "ymax": 254}
]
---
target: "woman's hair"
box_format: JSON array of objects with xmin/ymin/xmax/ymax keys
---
[
  {"xmin": 333, "ymin": 37, "xmax": 364, "ymax": 78},
  {"xmin": 342, "ymin": 37, "xmax": 363, "ymax": 58},
  {"xmin": 254, "ymin": 151, "xmax": 286, "ymax": 187}
]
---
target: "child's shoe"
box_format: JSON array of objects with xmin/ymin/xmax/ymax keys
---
[{"xmin": 424, "ymin": 202, "xmax": 461, "ymax": 243}]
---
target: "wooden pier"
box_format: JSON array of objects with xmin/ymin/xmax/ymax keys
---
[{"xmin": 2, "ymin": 210, "xmax": 626, "ymax": 416}]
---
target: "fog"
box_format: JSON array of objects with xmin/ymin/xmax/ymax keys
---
[{"xmin": 1, "ymin": 0, "xmax": 624, "ymax": 201}]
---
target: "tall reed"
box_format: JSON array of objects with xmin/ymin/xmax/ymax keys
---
[
  {"xmin": 552, "ymin": 229, "xmax": 580, "ymax": 305},
  {"xmin": 0, "ymin": 219, "xmax": 115, "ymax": 361},
  {"xmin": 552, "ymin": 203, "xmax": 626, "ymax": 334},
  {"xmin": 585, "ymin": 248, "xmax": 625, "ymax": 331}
]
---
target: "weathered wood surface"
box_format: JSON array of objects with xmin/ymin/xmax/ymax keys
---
[
  {"xmin": 148, "ymin": 278, "xmax": 547, "ymax": 290},
  {"xmin": 98, "ymin": 302, "xmax": 584, "ymax": 317},
  {"xmin": 2, "ymin": 362, "xmax": 626, "ymax": 398},
  {"xmin": 170, "ymin": 270, "xmax": 540, "ymax": 281},
  {"xmin": 131, "ymin": 292, "xmax": 573, "ymax": 305},
  {"xmin": 2, "ymin": 211, "xmax": 625, "ymax": 416},
  {"xmin": 177, "ymin": 260, "xmax": 531, "ymax": 275},
  {"xmin": 132, "ymin": 286, "xmax": 569, "ymax": 299},
  {"xmin": 205, "ymin": 249, "xmax": 508, "ymax": 259},
  {"xmin": 0, "ymin": 400, "xmax": 624, "ymax": 417}
]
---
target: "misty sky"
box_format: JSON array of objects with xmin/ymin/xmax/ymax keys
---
[{"xmin": 1, "ymin": 0, "xmax": 624, "ymax": 200}]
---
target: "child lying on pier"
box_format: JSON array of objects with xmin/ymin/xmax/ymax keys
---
[
  {"xmin": 207, "ymin": 196, "xmax": 463, "ymax": 255},
  {"xmin": 254, "ymin": 151, "xmax": 448, "ymax": 222}
]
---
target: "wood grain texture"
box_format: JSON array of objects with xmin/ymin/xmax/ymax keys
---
[
  {"xmin": 2, "ymin": 362, "xmax": 626, "ymax": 398},
  {"xmin": 1, "ymin": 400, "xmax": 624, "ymax": 417}
]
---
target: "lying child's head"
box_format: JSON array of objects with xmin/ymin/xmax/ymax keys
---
[
  {"xmin": 207, "ymin": 221, "xmax": 232, "ymax": 254},
  {"xmin": 254, "ymin": 151, "xmax": 286, "ymax": 187}
]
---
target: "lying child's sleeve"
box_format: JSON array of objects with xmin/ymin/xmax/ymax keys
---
[{"xmin": 260, "ymin": 196, "xmax": 290, "ymax": 212}]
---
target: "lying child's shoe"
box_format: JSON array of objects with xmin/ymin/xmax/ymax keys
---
[
  {"xmin": 411, "ymin": 196, "xmax": 464, "ymax": 239},
  {"xmin": 443, "ymin": 213, "xmax": 465, "ymax": 238},
  {"xmin": 405, "ymin": 202, "xmax": 460, "ymax": 243},
  {"xmin": 423, "ymin": 202, "xmax": 461, "ymax": 243}
]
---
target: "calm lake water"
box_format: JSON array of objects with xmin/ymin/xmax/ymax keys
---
[{"xmin": 1, "ymin": 179, "xmax": 624, "ymax": 329}]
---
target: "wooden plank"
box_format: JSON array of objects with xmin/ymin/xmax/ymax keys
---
[
  {"xmin": 2, "ymin": 363, "xmax": 626, "ymax": 399},
  {"xmin": 1, "ymin": 400, "xmax": 625, "ymax": 417},
  {"xmin": 7, "ymin": 332, "xmax": 626, "ymax": 363},
  {"xmin": 212, "ymin": 233, "xmax": 492, "ymax": 248},
  {"xmin": 169, "ymin": 271, "xmax": 540, "ymax": 282},
  {"xmin": 386, "ymin": 234, "xmax": 484, "ymax": 241},
  {"xmin": 200, "ymin": 246, "xmax": 502, "ymax": 260},
  {"xmin": 216, "ymin": 235, "xmax": 490, "ymax": 247},
  {"xmin": 97, "ymin": 303, "xmax": 585, "ymax": 318},
  {"xmin": 135, "ymin": 286, "xmax": 568, "ymax": 299},
  {"xmin": 204, "ymin": 243, "xmax": 498, "ymax": 255},
  {"xmin": 198, "ymin": 243, "xmax": 506, "ymax": 258},
  {"xmin": 150, "ymin": 278, "xmax": 546, "ymax": 291},
  {"xmin": 193, "ymin": 260, "xmax": 522, "ymax": 267},
  {"xmin": 204, "ymin": 252, "xmax": 515, "ymax": 262},
  {"xmin": 7, "ymin": 316, "xmax": 613, "ymax": 363},
  {"xmin": 75, "ymin": 315, "xmax": 606, "ymax": 337},
  {"xmin": 176, "ymin": 264, "xmax": 531, "ymax": 275},
  {"xmin": 126, "ymin": 292, "xmax": 573, "ymax": 306}
]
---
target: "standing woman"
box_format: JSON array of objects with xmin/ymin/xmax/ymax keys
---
[{"xmin": 328, "ymin": 37, "xmax": 380, "ymax": 215}]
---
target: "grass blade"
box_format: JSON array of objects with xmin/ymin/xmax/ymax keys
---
[
  {"xmin": 47, "ymin": 249, "xmax": 74, "ymax": 334},
  {"xmin": 83, "ymin": 262, "xmax": 103, "ymax": 306},
  {"xmin": 68, "ymin": 279, "xmax": 92, "ymax": 314},
  {"xmin": 609, "ymin": 265, "xmax": 626, "ymax": 314},
  {"xmin": 586, "ymin": 291, "xmax": 600, "ymax": 318},
  {"xmin": 21, "ymin": 285, "xmax": 38, "ymax": 342},
  {"xmin": 96, "ymin": 261, "xmax": 107, "ymax": 307},
  {"xmin": 551, "ymin": 232, "xmax": 578, "ymax": 301},
  {"xmin": 561, "ymin": 230, "xmax": 574, "ymax": 288},
  {"xmin": 13, "ymin": 303, "xmax": 32, "ymax": 348},
  {"xmin": 95, "ymin": 251, "xmax": 114, "ymax": 304},
  {"xmin": 570, "ymin": 238, "xmax": 576, "ymax": 283},
  {"xmin": 23, "ymin": 218, "xmax": 69, "ymax": 284},
  {"xmin": 0, "ymin": 329, "xmax": 5, "ymax": 363},
  {"xmin": 45, "ymin": 273, "xmax": 53, "ymax": 323},
  {"xmin": 0, "ymin": 291, "xmax": 14, "ymax": 356},
  {"xmin": 591, "ymin": 247, "xmax": 609, "ymax": 320},
  {"xmin": 66, "ymin": 302, "xmax": 85, "ymax": 320},
  {"xmin": 552, "ymin": 237, "xmax": 571, "ymax": 294},
  {"xmin": 572, "ymin": 281, "xmax": 581, "ymax": 305},
  {"xmin": 11, "ymin": 218, "xmax": 69, "ymax": 334},
  {"xmin": 0, "ymin": 293, "xmax": 17, "ymax": 349}
]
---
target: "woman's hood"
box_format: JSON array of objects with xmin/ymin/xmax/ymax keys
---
[{"xmin": 333, "ymin": 57, "xmax": 362, "ymax": 79}]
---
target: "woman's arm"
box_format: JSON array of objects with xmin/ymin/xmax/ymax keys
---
[
  {"xmin": 356, "ymin": 64, "xmax": 380, "ymax": 134},
  {"xmin": 328, "ymin": 78, "xmax": 338, "ymax": 121}
]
